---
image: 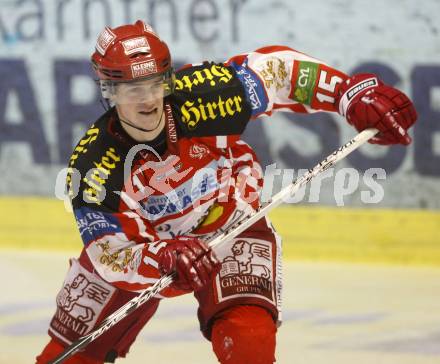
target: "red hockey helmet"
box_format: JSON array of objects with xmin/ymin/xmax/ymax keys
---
[{"xmin": 91, "ymin": 20, "xmax": 174, "ymax": 104}]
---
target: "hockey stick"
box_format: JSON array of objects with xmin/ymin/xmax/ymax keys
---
[{"xmin": 49, "ymin": 127, "xmax": 378, "ymax": 363}]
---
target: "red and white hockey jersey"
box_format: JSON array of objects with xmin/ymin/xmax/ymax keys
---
[{"xmin": 67, "ymin": 46, "xmax": 348, "ymax": 295}]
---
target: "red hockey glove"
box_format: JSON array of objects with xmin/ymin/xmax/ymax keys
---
[
  {"xmin": 158, "ymin": 237, "xmax": 220, "ymax": 292},
  {"xmin": 336, "ymin": 73, "xmax": 417, "ymax": 145}
]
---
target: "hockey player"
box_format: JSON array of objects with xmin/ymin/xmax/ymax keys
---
[{"xmin": 36, "ymin": 20, "xmax": 416, "ymax": 364}]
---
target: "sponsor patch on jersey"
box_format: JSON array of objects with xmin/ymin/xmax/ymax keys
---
[
  {"xmin": 49, "ymin": 258, "xmax": 116, "ymax": 342},
  {"xmin": 122, "ymin": 36, "xmax": 150, "ymax": 55},
  {"xmin": 215, "ymin": 237, "xmax": 276, "ymax": 304},
  {"xmin": 174, "ymin": 63, "xmax": 242, "ymax": 129},
  {"xmin": 174, "ymin": 63, "xmax": 234, "ymax": 93},
  {"xmin": 230, "ymin": 62, "xmax": 268, "ymax": 116},
  {"xmin": 67, "ymin": 126, "xmax": 100, "ymax": 196},
  {"xmin": 95, "ymin": 27, "xmax": 117, "ymax": 56},
  {"xmin": 141, "ymin": 161, "xmax": 219, "ymax": 220},
  {"xmin": 75, "ymin": 207, "xmax": 122, "ymax": 246},
  {"xmin": 83, "ymin": 147, "xmax": 121, "ymax": 205},
  {"xmin": 173, "ymin": 63, "xmax": 252, "ymax": 136},
  {"xmin": 131, "ymin": 60, "xmax": 157, "ymax": 78},
  {"xmin": 165, "ymin": 103, "xmax": 178, "ymax": 143},
  {"xmin": 180, "ymin": 95, "xmax": 244, "ymax": 130},
  {"xmin": 290, "ymin": 60, "xmax": 319, "ymax": 105}
]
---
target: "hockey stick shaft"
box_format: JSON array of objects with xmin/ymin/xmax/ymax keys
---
[
  {"xmin": 49, "ymin": 127, "xmax": 378, "ymax": 363},
  {"xmin": 208, "ymin": 127, "xmax": 378, "ymax": 250}
]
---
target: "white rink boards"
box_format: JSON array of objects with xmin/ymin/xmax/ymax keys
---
[{"xmin": 1, "ymin": 250, "xmax": 440, "ymax": 364}]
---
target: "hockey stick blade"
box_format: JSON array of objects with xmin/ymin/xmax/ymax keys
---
[{"xmin": 49, "ymin": 127, "xmax": 378, "ymax": 363}]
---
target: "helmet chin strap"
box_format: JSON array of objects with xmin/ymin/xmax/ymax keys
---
[{"xmin": 119, "ymin": 110, "xmax": 164, "ymax": 133}]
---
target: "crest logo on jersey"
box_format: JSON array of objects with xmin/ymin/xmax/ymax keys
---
[
  {"xmin": 122, "ymin": 36, "xmax": 150, "ymax": 55},
  {"xmin": 257, "ymin": 57, "xmax": 289, "ymax": 91},
  {"xmin": 131, "ymin": 60, "xmax": 157, "ymax": 78},
  {"xmin": 97, "ymin": 241, "xmax": 141, "ymax": 273},
  {"xmin": 216, "ymin": 238, "xmax": 274, "ymax": 303},
  {"xmin": 96, "ymin": 27, "xmax": 117, "ymax": 55},
  {"xmin": 189, "ymin": 144, "xmax": 209, "ymax": 159}
]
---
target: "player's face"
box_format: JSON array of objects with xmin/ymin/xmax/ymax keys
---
[{"xmin": 114, "ymin": 77, "xmax": 165, "ymax": 132}]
